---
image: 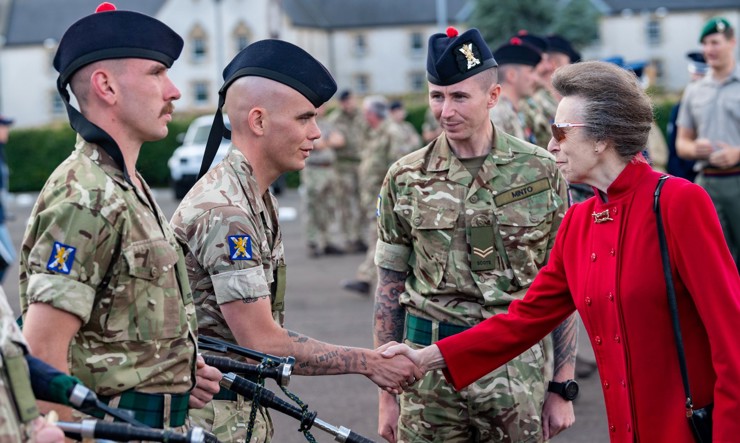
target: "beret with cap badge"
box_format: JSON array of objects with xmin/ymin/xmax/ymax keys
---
[
  {"xmin": 427, "ymin": 27, "xmax": 498, "ymax": 86},
  {"xmin": 493, "ymin": 37, "xmax": 542, "ymax": 67},
  {"xmin": 699, "ymin": 17, "xmax": 733, "ymax": 43}
]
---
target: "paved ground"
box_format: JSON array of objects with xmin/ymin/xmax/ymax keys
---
[{"xmin": 3, "ymin": 188, "xmax": 609, "ymax": 443}]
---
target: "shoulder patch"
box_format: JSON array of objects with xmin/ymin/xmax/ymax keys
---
[
  {"xmin": 494, "ymin": 178, "xmax": 550, "ymax": 207},
  {"xmin": 46, "ymin": 241, "xmax": 76, "ymax": 274},
  {"xmin": 376, "ymin": 194, "xmax": 382, "ymax": 217},
  {"xmin": 228, "ymin": 235, "xmax": 253, "ymax": 260}
]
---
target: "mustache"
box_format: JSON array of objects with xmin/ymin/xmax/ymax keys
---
[{"xmin": 161, "ymin": 103, "xmax": 175, "ymax": 116}]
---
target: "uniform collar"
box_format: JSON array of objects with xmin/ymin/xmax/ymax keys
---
[
  {"xmin": 226, "ymin": 144, "xmax": 266, "ymax": 215},
  {"xmin": 425, "ymin": 123, "xmax": 515, "ymax": 174},
  {"xmin": 76, "ymin": 134, "xmax": 132, "ymax": 190}
]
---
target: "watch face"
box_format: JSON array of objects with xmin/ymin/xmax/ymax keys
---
[{"xmin": 565, "ymin": 381, "xmax": 579, "ymax": 399}]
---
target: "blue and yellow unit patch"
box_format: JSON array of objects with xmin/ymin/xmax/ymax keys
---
[
  {"xmin": 376, "ymin": 194, "xmax": 382, "ymax": 218},
  {"xmin": 46, "ymin": 241, "xmax": 76, "ymax": 274},
  {"xmin": 228, "ymin": 235, "xmax": 252, "ymax": 260}
]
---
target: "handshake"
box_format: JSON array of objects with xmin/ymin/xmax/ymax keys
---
[{"xmin": 367, "ymin": 342, "xmax": 444, "ymax": 394}]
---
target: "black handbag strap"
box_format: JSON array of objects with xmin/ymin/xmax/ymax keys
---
[{"xmin": 653, "ymin": 175, "xmax": 695, "ymax": 414}]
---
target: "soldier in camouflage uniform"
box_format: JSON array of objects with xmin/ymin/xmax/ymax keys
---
[
  {"xmin": 489, "ymin": 39, "xmax": 542, "ymax": 143},
  {"xmin": 342, "ymin": 96, "xmax": 411, "ymax": 295},
  {"xmin": 374, "ymin": 27, "xmax": 578, "ymax": 443},
  {"xmin": 389, "ymin": 100, "xmax": 423, "ymax": 154},
  {"xmin": 303, "ymin": 103, "xmax": 345, "ymax": 257},
  {"xmin": 19, "ymin": 3, "xmax": 220, "ymax": 428},
  {"xmin": 421, "ymin": 106, "xmax": 443, "ymax": 143},
  {"xmin": 0, "ymin": 287, "xmax": 64, "ymax": 442},
  {"xmin": 171, "ymin": 40, "xmax": 421, "ymax": 443},
  {"xmin": 327, "ymin": 90, "xmax": 367, "ymax": 252}
]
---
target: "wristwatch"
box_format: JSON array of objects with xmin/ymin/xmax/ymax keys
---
[{"xmin": 548, "ymin": 379, "xmax": 579, "ymax": 401}]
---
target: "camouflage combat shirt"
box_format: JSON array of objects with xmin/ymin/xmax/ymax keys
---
[
  {"xmin": 375, "ymin": 126, "xmax": 568, "ymax": 325},
  {"xmin": 0, "ymin": 288, "xmax": 37, "ymax": 441},
  {"xmin": 171, "ymin": 146, "xmax": 286, "ymax": 350},
  {"xmin": 490, "ymin": 97, "xmax": 526, "ymax": 141},
  {"xmin": 19, "ymin": 136, "xmax": 197, "ymax": 396},
  {"xmin": 326, "ymin": 109, "xmax": 365, "ymax": 163},
  {"xmin": 521, "ymin": 87, "xmax": 558, "ymax": 149}
]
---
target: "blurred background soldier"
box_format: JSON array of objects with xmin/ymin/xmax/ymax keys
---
[
  {"xmin": 0, "ymin": 116, "xmax": 15, "ymax": 282},
  {"xmin": 666, "ymin": 52, "xmax": 707, "ymax": 182},
  {"xmin": 304, "ymin": 103, "xmax": 345, "ymax": 258},
  {"xmin": 677, "ymin": 17, "xmax": 740, "ymax": 271},
  {"xmin": 342, "ymin": 96, "xmax": 408, "ymax": 296},
  {"xmin": 489, "ymin": 38, "xmax": 541, "ymax": 141},
  {"xmin": 389, "ymin": 100, "xmax": 422, "ymax": 155},
  {"xmin": 421, "ymin": 106, "xmax": 442, "ymax": 144},
  {"xmin": 517, "ymin": 32, "xmax": 557, "ymax": 149},
  {"xmin": 327, "ymin": 90, "xmax": 367, "ymax": 253},
  {"xmin": 0, "ymin": 287, "xmax": 64, "ymax": 442}
]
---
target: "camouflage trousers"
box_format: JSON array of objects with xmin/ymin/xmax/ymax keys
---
[
  {"xmin": 398, "ymin": 341, "xmax": 547, "ymax": 443},
  {"xmin": 189, "ymin": 398, "xmax": 273, "ymax": 443},
  {"xmin": 355, "ymin": 216, "xmax": 378, "ymax": 283},
  {"xmin": 335, "ymin": 162, "xmax": 363, "ymax": 245},
  {"xmin": 302, "ymin": 166, "xmax": 338, "ymax": 249}
]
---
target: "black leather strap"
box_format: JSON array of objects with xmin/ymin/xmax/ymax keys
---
[{"xmin": 653, "ymin": 175, "xmax": 694, "ymax": 411}]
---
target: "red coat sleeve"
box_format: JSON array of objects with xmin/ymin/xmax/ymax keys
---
[
  {"xmin": 663, "ymin": 180, "xmax": 740, "ymax": 442},
  {"xmin": 437, "ymin": 206, "xmax": 578, "ymax": 390}
]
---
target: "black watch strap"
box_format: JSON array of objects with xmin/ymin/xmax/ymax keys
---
[{"xmin": 548, "ymin": 379, "xmax": 579, "ymax": 401}]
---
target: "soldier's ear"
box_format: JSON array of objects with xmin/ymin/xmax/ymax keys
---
[
  {"xmin": 248, "ymin": 107, "xmax": 267, "ymax": 136},
  {"xmin": 488, "ymin": 83, "xmax": 501, "ymax": 110},
  {"xmin": 89, "ymin": 69, "xmax": 117, "ymax": 105}
]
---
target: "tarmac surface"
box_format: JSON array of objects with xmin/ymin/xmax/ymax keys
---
[{"xmin": 3, "ymin": 188, "xmax": 609, "ymax": 443}]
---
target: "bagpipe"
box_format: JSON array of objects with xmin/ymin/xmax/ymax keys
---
[
  {"xmin": 199, "ymin": 336, "xmax": 376, "ymax": 443},
  {"xmin": 26, "ymin": 355, "xmax": 216, "ymax": 442}
]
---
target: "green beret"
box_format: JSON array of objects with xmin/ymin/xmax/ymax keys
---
[{"xmin": 699, "ymin": 17, "xmax": 732, "ymax": 43}]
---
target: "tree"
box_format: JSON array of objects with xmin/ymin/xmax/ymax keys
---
[
  {"xmin": 550, "ymin": 0, "xmax": 601, "ymax": 49},
  {"xmin": 470, "ymin": 0, "xmax": 556, "ymax": 48},
  {"xmin": 469, "ymin": 0, "xmax": 601, "ymax": 51}
]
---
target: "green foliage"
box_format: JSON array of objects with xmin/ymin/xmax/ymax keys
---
[
  {"xmin": 471, "ymin": 0, "xmax": 556, "ymax": 47},
  {"xmin": 6, "ymin": 117, "xmax": 196, "ymax": 192},
  {"xmin": 470, "ymin": 0, "xmax": 601, "ymax": 50},
  {"xmin": 406, "ymin": 104, "xmax": 428, "ymax": 134},
  {"xmin": 550, "ymin": 0, "xmax": 601, "ymax": 48},
  {"xmin": 654, "ymin": 99, "xmax": 677, "ymax": 140}
]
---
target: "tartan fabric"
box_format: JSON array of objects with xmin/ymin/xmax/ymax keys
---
[
  {"xmin": 405, "ymin": 313, "xmax": 470, "ymax": 346},
  {"xmin": 95, "ymin": 391, "xmax": 190, "ymax": 428}
]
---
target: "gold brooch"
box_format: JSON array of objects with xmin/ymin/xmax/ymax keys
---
[
  {"xmin": 592, "ymin": 209, "xmax": 613, "ymax": 224},
  {"xmin": 459, "ymin": 43, "xmax": 480, "ymax": 70}
]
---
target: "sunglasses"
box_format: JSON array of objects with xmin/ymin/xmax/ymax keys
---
[{"xmin": 551, "ymin": 122, "xmax": 588, "ymax": 143}]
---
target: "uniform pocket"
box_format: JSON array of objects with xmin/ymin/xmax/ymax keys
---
[
  {"xmin": 407, "ymin": 198, "xmax": 459, "ymax": 288},
  {"xmin": 103, "ymin": 239, "xmax": 186, "ymax": 342},
  {"xmin": 496, "ymin": 191, "xmax": 558, "ymax": 288}
]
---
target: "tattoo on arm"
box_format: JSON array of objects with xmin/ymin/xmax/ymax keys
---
[
  {"xmin": 552, "ymin": 313, "xmax": 578, "ymax": 377},
  {"xmin": 373, "ymin": 267, "xmax": 408, "ymax": 347}
]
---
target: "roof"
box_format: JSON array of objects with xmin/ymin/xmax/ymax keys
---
[
  {"xmin": 600, "ymin": 0, "xmax": 740, "ymax": 14},
  {"xmin": 282, "ymin": 0, "xmax": 472, "ymax": 30},
  {"xmin": 4, "ymin": 0, "xmax": 167, "ymax": 46}
]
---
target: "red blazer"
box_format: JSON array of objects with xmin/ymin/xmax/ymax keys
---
[{"xmin": 437, "ymin": 161, "xmax": 740, "ymax": 443}]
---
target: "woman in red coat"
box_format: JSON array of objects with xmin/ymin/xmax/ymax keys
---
[{"xmin": 383, "ymin": 61, "xmax": 740, "ymax": 442}]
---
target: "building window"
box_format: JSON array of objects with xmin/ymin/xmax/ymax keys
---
[
  {"xmin": 50, "ymin": 91, "xmax": 65, "ymax": 115},
  {"xmin": 409, "ymin": 71, "xmax": 425, "ymax": 92},
  {"xmin": 410, "ymin": 32, "xmax": 424, "ymax": 56},
  {"xmin": 354, "ymin": 74, "xmax": 370, "ymax": 94},
  {"xmin": 233, "ymin": 21, "xmax": 251, "ymax": 54},
  {"xmin": 353, "ymin": 34, "xmax": 367, "ymax": 57},
  {"xmin": 190, "ymin": 25, "xmax": 208, "ymax": 63},
  {"xmin": 193, "ymin": 81, "xmax": 209, "ymax": 105},
  {"xmin": 646, "ymin": 18, "xmax": 661, "ymax": 46}
]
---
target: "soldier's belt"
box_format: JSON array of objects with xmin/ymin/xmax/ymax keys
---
[
  {"xmin": 405, "ymin": 313, "xmax": 470, "ymax": 346},
  {"xmin": 703, "ymin": 165, "xmax": 740, "ymax": 177},
  {"xmin": 94, "ymin": 391, "xmax": 189, "ymax": 428}
]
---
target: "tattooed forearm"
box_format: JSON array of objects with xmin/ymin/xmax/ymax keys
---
[
  {"xmin": 552, "ymin": 313, "xmax": 578, "ymax": 377},
  {"xmin": 373, "ymin": 267, "xmax": 408, "ymax": 347},
  {"xmin": 286, "ymin": 328, "xmax": 367, "ymax": 376}
]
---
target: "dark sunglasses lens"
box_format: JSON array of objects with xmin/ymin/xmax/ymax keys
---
[{"xmin": 551, "ymin": 124, "xmax": 565, "ymax": 142}]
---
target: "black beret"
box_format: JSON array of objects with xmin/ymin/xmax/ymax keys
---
[
  {"xmin": 220, "ymin": 39, "xmax": 337, "ymax": 108},
  {"xmin": 427, "ymin": 27, "xmax": 498, "ymax": 86},
  {"xmin": 0, "ymin": 116, "xmax": 13, "ymax": 126},
  {"xmin": 53, "ymin": 3, "xmax": 183, "ymax": 86},
  {"xmin": 515, "ymin": 31, "xmax": 549, "ymax": 54},
  {"xmin": 339, "ymin": 89, "xmax": 352, "ymax": 101},
  {"xmin": 687, "ymin": 51, "xmax": 708, "ymax": 75},
  {"xmin": 389, "ymin": 100, "xmax": 403, "ymax": 111},
  {"xmin": 545, "ymin": 34, "xmax": 581, "ymax": 63},
  {"xmin": 494, "ymin": 38, "xmax": 542, "ymax": 67}
]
